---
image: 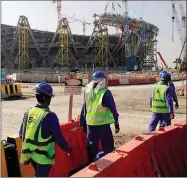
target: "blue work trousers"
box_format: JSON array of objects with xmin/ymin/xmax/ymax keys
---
[
  {"xmin": 31, "ymin": 160, "xmax": 51, "ymax": 177},
  {"xmin": 87, "ymin": 124, "xmax": 114, "ymax": 162},
  {"xmin": 149, "ymin": 113, "xmax": 171, "ymax": 132}
]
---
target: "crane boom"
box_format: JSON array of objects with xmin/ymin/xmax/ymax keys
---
[
  {"xmin": 156, "ymin": 51, "xmax": 168, "ymax": 69},
  {"xmin": 172, "ymin": 2, "xmax": 184, "ymax": 47}
]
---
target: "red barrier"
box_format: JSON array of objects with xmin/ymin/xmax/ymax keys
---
[
  {"xmin": 137, "ymin": 78, "xmax": 146, "ymax": 84},
  {"xmin": 49, "ymin": 121, "xmax": 88, "ymax": 177},
  {"xmin": 108, "ymin": 79, "xmax": 120, "ymax": 86},
  {"xmin": 72, "ymin": 152, "xmax": 124, "ymax": 177},
  {"xmin": 152, "ymin": 125, "xmax": 185, "ymax": 176},
  {"xmin": 71, "ymin": 120, "xmax": 187, "ymax": 177},
  {"xmin": 128, "ymin": 78, "xmax": 138, "ymax": 85}
]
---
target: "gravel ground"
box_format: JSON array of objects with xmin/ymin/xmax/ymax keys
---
[{"xmin": 2, "ymin": 81, "xmax": 186, "ymax": 146}]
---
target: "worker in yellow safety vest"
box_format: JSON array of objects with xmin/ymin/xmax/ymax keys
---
[
  {"xmin": 149, "ymin": 72, "xmax": 175, "ymax": 132},
  {"xmin": 19, "ymin": 82, "xmax": 72, "ymax": 177},
  {"xmin": 80, "ymin": 71, "xmax": 120, "ymax": 162}
]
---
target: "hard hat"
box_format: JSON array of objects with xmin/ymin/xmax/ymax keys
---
[
  {"xmin": 161, "ymin": 72, "xmax": 171, "ymax": 81},
  {"xmin": 91, "ymin": 71, "xmax": 106, "ymax": 80},
  {"xmin": 159, "ymin": 70, "xmax": 167, "ymax": 78},
  {"xmin": 34, "ymin": 82, "xmax": 54, "ymax": 97}
]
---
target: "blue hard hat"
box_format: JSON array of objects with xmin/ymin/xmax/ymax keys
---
[
  {"xmin": 161, "ymin": 72, "xmax": 171, "ymax": 81},
  {"xmin": 159, "ymin": 70, "xmax": 167, "ymax": 78},
  {"xmin": 34, "ymin": 82, "xmax": 54, "ymax": 97},
  {"xmin": 92, "ymin": 71, "xmax": 106, "ymax": 80}
]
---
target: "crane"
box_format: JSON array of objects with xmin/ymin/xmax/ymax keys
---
[
  {"xmin": 156, "ymin": 51, "xmax": 168, "ymax": 70},
  {"xmin": 52, "ymin": 1, "xmax": 91, "ymax": 35},
  {"xmin": 67, "ymin": 16, "xmax": 91, "ymax": 36},
  {"xmin": 171, "ymin": 1, "xmax": 186, "ymax": 69},
  {"xmin": 52, "ymin": 0, "xmax": 61, "ymax": 24}
]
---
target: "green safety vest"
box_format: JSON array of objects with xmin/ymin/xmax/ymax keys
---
[
  {"xmin": 85, "ymin": 88, "xmax": 115, "ymax": 126},
  {"xmin": 20, "ymin": 107, "xmax": 55, "ymax": 165},
  {"xmin": 151, "ymin": 84, "xmax": 169, "ymax": 113}
]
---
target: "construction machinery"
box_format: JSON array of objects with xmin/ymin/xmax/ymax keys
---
[{"xmin": 172, "ymin": 1, "xmax": 187, "ymax": 70}]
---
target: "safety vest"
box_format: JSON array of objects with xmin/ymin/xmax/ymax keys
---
[
  {"xmin": 151, "ymin": 84, "xmax": 169, "ymax": 113},
  {"xmin": 20, "ymin": 107, "xmax": 55, "ymax": 165},
  {"xmin": 85, "ymin": 88, "xmax": 115, "ymax": 126}
]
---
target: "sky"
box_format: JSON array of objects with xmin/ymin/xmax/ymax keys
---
[{"xmin": 1, "ymin": 1, "xmax": 186, "ymax": 68}]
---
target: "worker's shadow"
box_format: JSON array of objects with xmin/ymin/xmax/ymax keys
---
[{"xmin": 2, "ymin": 96, "xmax": 28, "ymax": 101}]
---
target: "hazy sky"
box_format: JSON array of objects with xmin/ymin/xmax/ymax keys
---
[{"xmin": 2, "ymin": 1, "xmax": 186, "ymax": 67}]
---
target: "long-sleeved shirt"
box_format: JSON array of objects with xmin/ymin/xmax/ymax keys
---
[
  {"xmin": 169, "ymin": 82, "xmax": 178, "ymax": 103},
  {"xmin": 19, "ymin": 104, "xmax": 70, "ymax": 152},
  {"xmin": 150, "ymin": 81, "xmax": 174, "ymax": 113},
  {"xmin": 80, "ymin": 89, "xmax": 119, "ymax": 127}
]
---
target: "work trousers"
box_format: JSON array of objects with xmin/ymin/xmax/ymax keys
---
[
  {"xmin": 31, "ymin": 160, "xmax": 51, "ymax": 177},
  {"xmin": 149, "ymin": 113, "xmax": 171, "ymax": 132},
  {"xmin": 87, "ymin": 124, "xmax": 114, "ymax": 162}
]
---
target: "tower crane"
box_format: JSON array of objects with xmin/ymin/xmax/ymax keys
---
[
  {"xmin": 171, "ymin": 1, "xmax": 186, "ymax": 69},
  {"xmin": 52, "ymin": 0, "xmax": 61, "ymax": 24}
]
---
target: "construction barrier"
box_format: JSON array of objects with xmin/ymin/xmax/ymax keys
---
[
  {"xmin": 72, "ymin": 120, "xmax": 187, "ymax": 177},
  {"xmin": 49, "ymin": 121, "xmax": 88, "ymax": 177},
  {"xmin": 1, "ymin": 85, "xmax": 10, "ymax": 99},
  {"xmin": 1, "ymin": 120, "xmax": 186, "ymax": 177},
  {"xmin": 1, "ymin": 84, "xmax": 22, "ymax": 99},
  {"xmin": 108, "ymin": 79, "xmax": 120, "ymax": 86},
  {"xmin": 128, "ymin": 78, "xmax": 138, "ymax": 85}
]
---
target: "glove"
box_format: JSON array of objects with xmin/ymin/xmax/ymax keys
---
[
  {"xmin": 175, "ymin": 102, "xmax": 179, "ymax": 109},
  {"xmin": 170, "ymin": 113, "xmax": 175, "ymax": 119},
  {"xmin": 114, "ymin": 121, "xmax": 120, "ymax": 133}
]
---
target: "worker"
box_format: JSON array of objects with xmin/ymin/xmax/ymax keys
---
[
  {"xmin": 19, "ymin": 82, "xmax": 72, "ymax": 177},
  {"xmin": 159, "ymin": 70, "xmax": 179, "ymax": 109},
  {"xmin": 158, "ymin": 71, "xmax": 179, "ymax": 128},
  {"xmin": 149, "ymin": 72, "xmax": 175, "ymax": 132},
  {"xmin": 80, "ymin": 71, "xmax": 120, "ymax": 162}
]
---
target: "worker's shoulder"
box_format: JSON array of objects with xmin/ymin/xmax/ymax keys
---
[
  {"xmin": 46, "ymin": 111, "xmax": 58, "ymax": 119},
  {"xmin": 103, "ymin": 89, "xmax": 113, "ymax": 96},
  {"xmin": 169, "ymin": 82, "xmax": 175, "ymax": 88}
]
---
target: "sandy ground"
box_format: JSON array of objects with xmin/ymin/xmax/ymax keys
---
[{"xmin": 1, "ymin": 81, "xmax": 186, "ymax": 147}]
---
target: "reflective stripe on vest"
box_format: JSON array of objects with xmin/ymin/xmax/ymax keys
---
[
  {"xmin": 85, "ymin": 88, "xmax": 115, "ymax": 126},
  {"xmin": 151, "ymin": 84, "xmax": 169, "ymax": 113},
  {"xmin": 20, "ymin": 107, "xmax": 55, "ymax": 165}
]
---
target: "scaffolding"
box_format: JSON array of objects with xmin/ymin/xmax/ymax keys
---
[
  {"xmin": 143, "ymin": 38, "xmax": 157, "ymax": 69},
  {"xmin": 46, "ymin": 18, "xmax": 78, "ymax": 68},
  {"xmin": 11, "ymin": 15, "xmax": 42, "ymax": 71},
  {"xmin": 83, "ymin": 18, "xmax": 116, "ymax": 69}
]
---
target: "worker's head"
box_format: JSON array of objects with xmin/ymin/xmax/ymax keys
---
[
  {"xmin": 91, "ymin": 71, "xmax": 106, "ymax": 88},
  {"xmin": 34, "ymin": 82, "xmax": 54, "ymax": 106},
  {"xmin": 160, "ymin": 72, "xmax": 171, "ymax": 82}
]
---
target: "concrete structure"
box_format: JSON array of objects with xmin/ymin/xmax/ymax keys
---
[{"xmin": 1, "ymin": 14, "xmax": 159, "ymax": 71}]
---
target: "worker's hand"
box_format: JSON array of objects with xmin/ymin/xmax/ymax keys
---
[
  {"xmin": 114, "ymin": 121, "xmax": 120, "ymax": 133},
  {"xmin": 175, "ymin": 102, "xmax": 179, "ymax": 109},
  {"xmin": 170, "ymin": 113, "xmax": 175, "ymax": 119}
]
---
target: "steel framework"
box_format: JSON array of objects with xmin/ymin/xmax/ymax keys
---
[
  {"xmin": 83, "ymin": 19, "xmax": 116, "ymax": 69},
  {"xmin": 11, "ymin": 15, "xmax": 42, "ymax": 71},
  {"xmin": 46, "ymin": 18, "xmax": 79, "ymax": 67},
  {"xmin": 12, "ymin": 16, "xmax": 32, "ymax": 70}
]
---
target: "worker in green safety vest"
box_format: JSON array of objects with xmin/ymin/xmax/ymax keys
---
[
  {"xmin": 149, "ymin": 72, "xmax": 175, "ymax": 132},
  {"xmin": 19, "ymin": 82, "xmax": 72, "ymax": 177},
  {"xmin": 80, "ymin": 71, "xmax": 120, "ymax": 162}
]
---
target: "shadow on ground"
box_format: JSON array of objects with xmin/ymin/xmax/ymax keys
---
[{"xmin": 2, "ymin": 95, "xmax": 34, "ymax": 101}]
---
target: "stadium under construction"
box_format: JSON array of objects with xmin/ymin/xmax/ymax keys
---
[{"xmin": 1, "ymin": 3, "xmax": 160, "ymax": 72}]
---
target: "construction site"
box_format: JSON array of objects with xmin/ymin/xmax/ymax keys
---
[{"xmin": 1, "ymin": 0, "xmax": 187, "ymax": 177}]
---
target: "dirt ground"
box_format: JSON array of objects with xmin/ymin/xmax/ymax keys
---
[{"xmin": 1, "ymin": 81, "xmax": 186, "ymax": 148}]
